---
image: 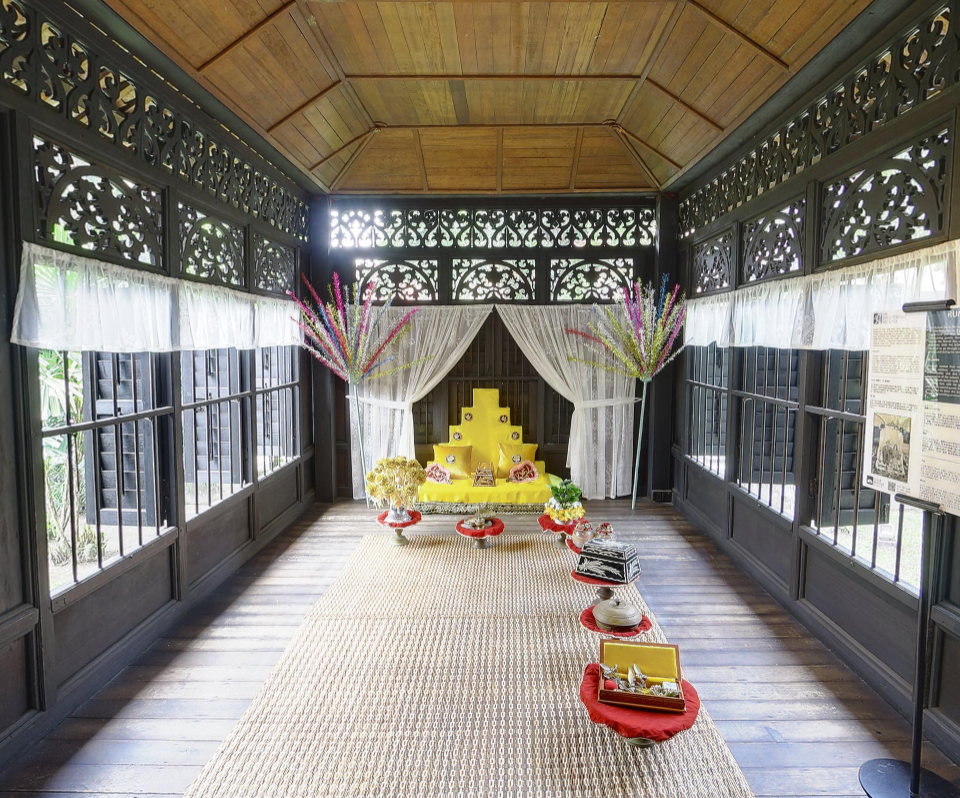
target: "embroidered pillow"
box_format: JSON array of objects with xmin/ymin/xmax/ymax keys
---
[
  {"xmin": 432, "ymin": 444, "xmax": 472, "ymax": 481},
  {"xmin": 496, "ymin": 442, "xmax": 538, "ymax": 479},
  {"xmin": 425, "ymin": 462, "xmax": 452, "ymax": 484},
  {"xmin": 509, "ymin": 460, "xmax": 539, "ymax": 483}
]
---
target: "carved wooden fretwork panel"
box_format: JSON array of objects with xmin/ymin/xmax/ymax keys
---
[
  {"xmin": 35, "ymin": 134, "xmax": 162, "ymax": 265},
  {"xmin": 331, "ymin": 205, "xmax": 656, "ymax": 250},
  {"xmin": 550, "ymin": 258, "xmax": 634, "ymax": 301},
  {"xmin": 179, "ymin": 203, "xmax": 244, "ymax": 286},
  {"xmin": 693, "ymin": 230, "xmax": 733, "ymax": 294},
  {"xmin": 452, "ymin": 259, "xmax": 536, "ymax": 301},
  {"xmin": 0, "ymin": 0, "xmax": 308, "ymax": 240},
  {"xmin": 820, "ymin": 128, "xmax": 951, "ymax": 264},
  {"xmin": 742, "ymin": 199, "xmax": 805, "ymax": 282},
  {"xmin": 254, "ymin": 234, "xmax": 296, "ymax": 294},
  {"xmin": 355, "ymin": 258, "xmax": 439, "ymax": 302},
  {"xmin": 680, "ymin": 4, "xmax": 954, "ymax": 238}
]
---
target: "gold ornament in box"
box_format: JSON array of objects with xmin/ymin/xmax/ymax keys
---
[
  {"xmin": 472, "ymin": 462, "xmax": 496, "ymax": 487},
  {"xmin": 597, "ymin": 640, "xmax": 685, "ymax": 712}
]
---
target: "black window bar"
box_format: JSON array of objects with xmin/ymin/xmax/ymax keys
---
[
  {"xmin": 254, "ymin": 346, "xmax": 300, "ymax": 480},
  {"xmin": 39, "ymin": 350, "xmax": 172, "ymax": 596},
  {"xmin": 805, "ymin": 350, "xmax": 921, "ymax": 592},
  {"xmin": 181, "ymin": 348, "xmax": 249, "ymax": 517},
  {"xmin": 685, "ymin": 343, "xmax": 730, "ymax": 477},
  {"xmin": 734, "ymin": 346, "xmax": 799, "ymax": 519}
]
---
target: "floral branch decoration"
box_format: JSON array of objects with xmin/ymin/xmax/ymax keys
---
[
  {"xmin": 289, "ymin": 273, "xmax": 423, "ymax": 384},
  {"xmin": 566, "ymin": 277, "xmax": 686, "ymax": 381}
]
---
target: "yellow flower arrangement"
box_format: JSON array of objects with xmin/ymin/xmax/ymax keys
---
[{"xmin": 365, "ymin": 456, "xmax": 427, "ymax": 510}]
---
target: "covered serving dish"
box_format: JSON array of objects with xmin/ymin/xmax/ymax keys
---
[{"xmin": 593, "ymin": 597, "xmax": 643, "ymax": 632}]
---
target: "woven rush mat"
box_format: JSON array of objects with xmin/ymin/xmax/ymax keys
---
[{"xmin": 182, "ymin": 534, "xmax": 754, "ymax": 798}]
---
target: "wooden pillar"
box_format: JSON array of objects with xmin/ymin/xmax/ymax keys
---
[
  {"xmin": 646, "ymin": 193, "xmax": 679, "ymax": 502},
  {"xmin": 310, "ymin": 197, "xmax": 338, "ymax": 503}
]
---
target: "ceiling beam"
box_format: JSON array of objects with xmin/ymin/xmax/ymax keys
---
[
  {"xmin": 604, "ymin": 121, "xmax": 681, "ymax": 171},
  {"xmin": 606, "ymin": 125, "xmax": 660, "ymax": 190},
  {"xmin": 348, "ymin": 74, "xmax": 646, "ymax": 81},
  {"xmin": 688, "ymin": 0, "xmax": 789, "ymax": 72},
  {"xmin": 198, "ymin": 1, "xmax": 296, "ymax": 72},
  {"xmin": 615, "ymin": 0, "xmax": 684, "ymax": 123},
  {"xmin": 645, "ymin": 79, "xmax": 723, "ymax": 132},
  {"xmin": 343, "ymin": 73, "xmax": 723, "ymax": 132},
  {"xmin": 497, "ymin": 128, "xmax": 504, "ymax": 194},
  {"xmin": 414, "ymin": 130, "xmax": 428, "ymax": 192},
  {"xmin": 569, "ymin": 127, "xmax": 583, "ymax": 191},
  {"xmin": 330, "ymin": 128, "xmax": 379, "ymax": 191},
  {"xmin": 267, "ymin": 80, "xmax": 342, "ymax": 133},
  {"xmin": 310, "ymin": 127, "xmax": 378, "ymax": 171}
]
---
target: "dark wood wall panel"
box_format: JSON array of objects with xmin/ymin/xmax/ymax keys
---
[
  {"xmin": 259, "ymin": 472, "xmax": 299, "ymax": 529},
  {"xmin": 730, "ymin": 499, "xmax": 792, "ymax": 587},
  {"xmin": 936, "ymin": 632, "xmax": 960, "ymax": 723},
  {"xmin": 801, "ymin": 544, "xmax": 917, "ymax": 684},
  {"xmin": 187, "ymin": 502, "xmax": 251, "ymax": 586},
  {"xmin": 52, "ymin": 552, "xmax": 174, "ymax": 686},
  {"xmin": 0, "ymin": 637, "xmax": 29, "ymax": 733},
  {"xmin": 685, "ymin": 466, "xmax": 727, "ymax": 537}
]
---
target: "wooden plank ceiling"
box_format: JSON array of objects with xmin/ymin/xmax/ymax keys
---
[{"xmin": 106, "ymin": 0, "xmax": 870, "ymax": 194}]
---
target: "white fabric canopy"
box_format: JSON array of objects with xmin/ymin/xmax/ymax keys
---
[
  {"xmin": 685, "ymin": 239, "xmax": 959, "ymax": 350},
  {"xmin": 348, "ymin": 304, "xmax": 493, "ymax": 499},
  {"xmin": 11, "ymin": 242, "xmax": 300, "ymax": 352},
  {"xmin": 497, "ymin": 305, "xmax": 635, "ymax": 500}
]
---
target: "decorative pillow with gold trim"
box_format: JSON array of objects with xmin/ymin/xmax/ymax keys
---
[
  {"xmin": 425, "ymin": 462, "xmax": 452, "ymax": 484},
  {"xmin": 497, "ymin": 442, "xmax": 538, "ymax": 478},
  {"xmin": 433, "ymin": 445, "xmax": 472, "ymax": 481}
]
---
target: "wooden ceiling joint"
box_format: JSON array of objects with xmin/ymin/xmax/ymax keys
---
[
  {"xmin": 604, "ymin": 123, "xmax": 660, "ymax": 190},
  {"xmin": 267, "ymin": 80, "xmax": 342, "ymax": 133},
  {"xmin": 688, "ymin": 0, "xmax": 789, "ymax": 72},
  {"xmin": 414, "ymin": 130, "xmax": 428, "ymax": 192},
  {"xmin": 310, "ymin": 126, "xmax": 380, "ymax": 171},
  {"xmin": 645, "ymin": 79, "xmax": 723, "ymax": 133},
  {"xmin": 198, "ymin": 0, "xmax": 297, "ymax": 72},
  {"xmin": 604, "ymin": 120, "xmax": 679, "ymax": 173},
  {"xmin": 330, "ymin": 128, "xmax": 379, "ymax": 191},
  {"xmin": 496, "ymin": 128, "xmax": 504, "ymax": 194},
  {"xmin": 569, "ymin": 127, "xmax": 583, "ymax": 191}
]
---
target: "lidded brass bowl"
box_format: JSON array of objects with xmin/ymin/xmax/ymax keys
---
[{"xmin": 593, "ymin": 597, "xmax": 642, "ymax": 631}]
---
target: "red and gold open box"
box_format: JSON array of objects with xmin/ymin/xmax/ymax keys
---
[{"xmin": 597, "ymin": 640, "xmax": 686, "ymax": 713}]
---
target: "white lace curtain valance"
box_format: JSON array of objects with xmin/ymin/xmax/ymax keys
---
[
  {"xmin": 10, "ymin": 242, "xmax": 301, "ymax": 352},
  {"xmin": 685, "ymin": 239, "xmax": 959, "ymax": 350}
]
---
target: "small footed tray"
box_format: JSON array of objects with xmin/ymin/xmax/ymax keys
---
[
  {"xmin": 455, "ymin": 517, "xmax": 505, "ymax": 538},
  {"xmin": 376, "ymin": 510, "xmax": 422, "ymax": 529},
  {"xmin": 579, "ymin": 606, "xmax": 652, "ymax": 638},
  {"xmin": 537, "ymin": 514, "xmax": 578, "ymax": 534}
]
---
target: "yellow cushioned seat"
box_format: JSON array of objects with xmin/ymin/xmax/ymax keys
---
[{"xmin": 418, "ymin": 389, "xmax": 560, "ymax": 505}]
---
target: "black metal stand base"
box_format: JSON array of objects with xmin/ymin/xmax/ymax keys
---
[{"xmin": 860, "ymin": 759, "xmax": 960, "ymax": 798}]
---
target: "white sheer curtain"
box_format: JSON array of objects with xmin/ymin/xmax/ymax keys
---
[
  {"xmin": 685, "ymin": 239, "xmax": 959, "ymax": 350},
  {"xmin": 11, "ymin": 242, "xmax": 300, "ymax": 351},
  {"xmin": 497, "ymin": 305, "xmax": 634, "ymax": 500},
  {"xmin": 349, "ymin": 304, "xmax": 493, "ymax": 498}
]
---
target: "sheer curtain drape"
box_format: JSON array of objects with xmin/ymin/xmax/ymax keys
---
[
  {"xmin": 685, "ymin": 239, "xmax": 959, "ymax": 350},
  {"xmin": 497, "ymin": 305, "xmax": 634, "ymax": 500},
  {"xmin": 11, "ymin": 242, "xmax": 300, "ymax": 351},
  {"xmin": 349, "ymin": 305, "xmax": 493, "ymax": 498}
]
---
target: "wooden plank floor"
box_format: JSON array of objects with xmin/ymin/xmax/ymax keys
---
[{"xmin": 1, "ymin": 499, "xmax": 959, "ymax": 797}]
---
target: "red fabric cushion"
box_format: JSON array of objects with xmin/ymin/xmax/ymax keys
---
[
  {"xmin": 537, "ymin": 514, "xmax": 579, "ymax": 534},
  {"xmin": 376, "ymin": 510, "xmax": 422, "ymax": 529},
  {"xmin": 579, "ymin": 663, "xmax": 700, "ymax": 742},
  {"xmin": 579, "ymin": 606, "xmax": 652, "ymax": 637},
  {"xmin": 456, "ymin": 517, "xmax": 505, "ymax": 538}
]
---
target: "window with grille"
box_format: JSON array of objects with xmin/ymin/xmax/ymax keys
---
[
  {"xmin": 735, "ymin": 347, "xmax": 799, "ymax": 519},
  {"xmin": 686, "ymin": 344, "xmax": 729, "ymax": 476},
  {"xmin": 255, "ymin": 346, "xmax": 300, "ymax": 479},
  {"xmin": 39, "ymin": 350, "xmax": 173, "ymax": 595},
  {"xmin": 181, "ymin": 348, "xmax": 248, "ymax": 517},
  {"xmin": 805, "ymin": 350, "xmax": 921, "ymax": 591}
]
